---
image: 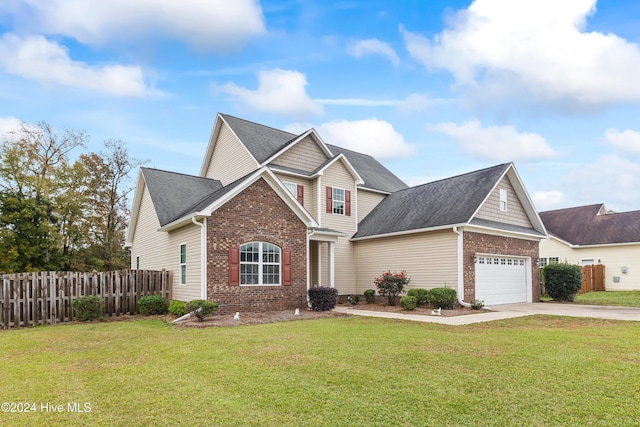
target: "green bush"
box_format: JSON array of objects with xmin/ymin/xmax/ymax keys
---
[
  {"xmin": 185, "ymin": 300, "xmax": 219, "ymax": 322},
  {"xmin": 407, "ymin": 288, "xmax": 429, "ymax": 306},
  {"xmin": 428, "ymin": 287, "xmax": 457, "ymax": 310},
  {"xmin": 364, "ymin": 289, "xmax": 376, "ymax": 304},
  {"xmin": 169, "ymin": 300, "xmax": 186, "ymax": 317},
  {"xmin": 374, "ymin": 270, "xmax": 410, "ymax": 306},
  {"xmin": 138, "ymin": 295, "xmax": 169, "ymax": 315},
  {"xmin": 544, "ymin": 263, "xmax": 582, "ymax": 301},
  {"xmin": 308, "ymin": 287, "xmax": 339, "ymax": 311},
  {"xmin": 346, "ymin": 295, "xmax": 360, "ymax": 305},
  {"xmin": 400, "ymin": 296, "xmax": 417, "ymax": 311},
  {"xmin": 470, "ymin": 299, "xmax": 485, "ymax": 310},
  {"xmin": 72, "ymin": 295, "xmax": 103, "ymax": 321}
]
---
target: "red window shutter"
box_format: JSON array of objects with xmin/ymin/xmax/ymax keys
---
[
  {"xmin": 345, "ymin": 190, "xmax": 351, "ymax": 216},
  {"xmin": 228, "ymin": 246, "xmax": 240, "ymax": 286},
  {"xmin": 326, "ymin": 186, "xmax": 332, "ymax": 213},
  {"xmin": 282, "ymin": 248, "xmax": 292, "ymax": 285},
  {"xmin": 296, "ymin": 185, "xmax": 304, "ymax": 206}
]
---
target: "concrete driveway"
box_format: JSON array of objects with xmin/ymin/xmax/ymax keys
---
[{"xmin": 334, "ymin": 303, "xmax": 640, "ymax": 326}]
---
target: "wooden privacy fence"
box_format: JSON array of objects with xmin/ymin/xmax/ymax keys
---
[
  {"xmin": 1, "ymin": 270, "xmax": 172, "ymax": 329},
  {"xmin": 579, "ymin": 264, "xmax": 605, "ymax": 294}
]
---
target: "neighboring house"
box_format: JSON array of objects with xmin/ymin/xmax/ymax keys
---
[
  {"xmin": 126, "ymin": 113, "xmax": 548, "ymax": 311},
  {"xmin": 539, "ymin": 204, "xmax": 640, "ymax": 291}
]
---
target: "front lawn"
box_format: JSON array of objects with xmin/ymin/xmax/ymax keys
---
[
  {"xmin": 575, "ymin": 291, "xmax": 640, "ymax": 307},
  {"xmin": 1, "ymin": 316, "xmax": 639, "ymax": 426}
]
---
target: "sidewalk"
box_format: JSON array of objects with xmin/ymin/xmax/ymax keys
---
[{"xmin": 333, "ymin": 302, "xmax": 640, "ymax": 326}]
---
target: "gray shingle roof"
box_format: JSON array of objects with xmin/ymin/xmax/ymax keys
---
[
  {"xmin": 353, "ymin": 163, "xmax": 511, "ymax": 238},
  {"xmin": 220, "ymin": 113, "xmax": 407, "ymax": 193},
  {"xmin": 539, "ymin": 204, "xmax": 640, "ymax": 245},
  {"xmin": 141, "ymin": 168, "xmax": 223, "ymax": 226}
]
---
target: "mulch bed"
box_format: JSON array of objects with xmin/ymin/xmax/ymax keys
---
[
  {"xmin": 174, "ymin": 309, "xmax": 349, "ymax": 328},
  {"xmin": 340, "ymin": 302, "xmax": 490, "ymax": 317}
]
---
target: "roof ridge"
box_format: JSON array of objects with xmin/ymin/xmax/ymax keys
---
[
  {"xmin": 141, "ymin": 167, "xmax": 221, "ymax": 183},
  {"xmin": 393, "ymin": 162, "xmax": 510, "ymax": 193},
  {"xmin": 220, "ymin": 113, "xmax": 298, "ymax": 138},
  {"xmin": 539, "ymin": 203, "xmax": 604, "ymax": 214}
]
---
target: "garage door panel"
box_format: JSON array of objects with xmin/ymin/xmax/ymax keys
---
[{"xmin": 475, "ymin": 256, "xmax": 527, "ymax": 305}]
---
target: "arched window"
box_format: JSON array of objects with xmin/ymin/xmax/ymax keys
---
[{"xmin": 240, "ymin": 242, "xmax": 281, "ymax": 285}]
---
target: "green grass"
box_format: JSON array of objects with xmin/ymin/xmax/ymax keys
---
[
  {"xmin": 2, "ymin": 316, "xmax": 640, "ymax": 426},
  {"xmin": 575, "ymin": 291, "xmax": 640, "ymax": 307}
]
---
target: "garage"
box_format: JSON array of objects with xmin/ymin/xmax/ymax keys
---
[{"xmin": 475, "ymin": 256, "xmax": 528, "ymax": 305}]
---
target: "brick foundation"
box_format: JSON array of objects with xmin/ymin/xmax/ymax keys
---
[
  {"xmin": 206, "ymin": 178, "xmax": 308, "ymax": 313},
  {"xmin": 463, "ymin": 231, "xmax": 540, "ymax": 302}
]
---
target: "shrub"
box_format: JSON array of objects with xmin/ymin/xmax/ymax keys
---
[
  {"xmin": 169, "ymin": 300, "xmax": 186, "ymax": 317},
  {"xmin": 544, "ymin": 263, "xmax": 582, "ymax": 301},
  {"xmin": 72, "ymin": 295, "xmax": 103, "ymax": 321},
  {"xmin": 364, "ymin": 289, "xmax": 376, "ymax": 304},
  {"xmin": 185, "ymin": 299, "xmax": 219, "ymax": 322},
  {"xmin": 470, "ymin": 299, "xmax": 485, "ymax": 310},
  {"xmin": 346, "ymin": 295, "xmax": 360, "ymax": 305},
  {"xmin": 138, "ymin": 295, "xmax": 169, "ymax": 315},
  {"xmin": 308, "ymin": 286, "xmax": 339, "ymax": 311},
  {"xmin": 374, "ymin": 270, "xmax": 410, "ymax": 306},
  {"xmin": 400, "ymin": 296, "xmax": 417, "ymax": 311},
  {"xmin": 428, "ymin": 287, "xmax": 457, "ymax": 310},
  {"xmin": 407, "ymin": 288, "xmax": 429, "ymax": 307}
]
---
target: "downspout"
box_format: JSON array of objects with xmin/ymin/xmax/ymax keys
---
[
  {"xmin": 192, "ymin": 216, "xmax": 207, "ymax": 300},
  {"xmin": 307, "ymin": 229, "xmax": 313, "ymax": 308},
  {"xmin": 453, "ymin": 227, "xmax": 472, "ymax": 308}
]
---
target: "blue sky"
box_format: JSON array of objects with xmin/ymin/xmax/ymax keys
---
[{"xmin": 1, "ymin": 0, "xmax": 640, "ymax": 212}]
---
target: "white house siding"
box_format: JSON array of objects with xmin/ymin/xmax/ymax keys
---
[
  {"xmin": 204, "ymin": 123, "xmax": 258, "ymax": 185},
  {"xmin": 271, "ymin": 136, "xmax": 328, "ymax": 172},
  {"xmin": 354, "ymin": 230, "xmax": 458, "ymax": 294},
  {"xmin": 273, "ymin": 173, "xmax": 317, "ymax": 221},
  {"xmin": 475, "ymin": 176, "xmax": 532, "ymax": 228},
  {"xmin": 320, "ymin": 161, "xmax": 358, "ymax": 294},
  {"xmin": 357, "ymin": 189, "xmax": 386, "ymax": 223},
  {"xmin": 129, "ymin": 185, "xmax": 203, "ymax": 302},
  {"xmin": 540, "ymin": 238, "xmax": 640, "ymax": 291}
]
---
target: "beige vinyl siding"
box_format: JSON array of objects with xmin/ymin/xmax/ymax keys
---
[
  {"xmin": 475, "ymin": 176, "xmax": 532, "ymax": 228},
  {"xmin": 273, "ymin": 173, "xmax": 317, "ymax": 221},
  {"xmin": 204, "ymin": 123, "xmax": 258, "ymax": 185},
  {"xmin": 354, "ymin": 230, "xmax": 458, "ymax": 294},
  {"xmin": 320, "ymin": 161, "xmax": 358, "ymax": 294},
  {"xmin": 129, "ymin": 185, "xmax": 203, "ymax": 302},
  {"xmin": 540, "ymin": 238, "xmax": 640, "ymax": 291},
  {"xmin": 357, "ymin": 189, "xmax": 385, "ymax": 222},
  {"xmin": 271, "ymin": 136, "xmax": 328, "ymax": 172}
]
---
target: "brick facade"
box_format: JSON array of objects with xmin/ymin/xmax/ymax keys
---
[
  {"xmin": 463, "ymin": 231, "xmax": 540, "ymax": 302},
  {"xmin": 206, "ymin": 178, "xmax": 308, "ymax": 313}
]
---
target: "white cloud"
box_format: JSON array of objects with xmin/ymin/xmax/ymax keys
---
[
  {"xmin": 309, "ymin": 118, "xmax": 415, "ymax": 160},
  {"xmin": 562, "ymin": 155, "xmax": 640, "ymax": 212},
  {"xmin": 0, "ymin": 34, "xmax": 149, "ymax": 97},
  {"xmin": 348, "ymin": 38, "xmax": 400, "ymax": 66},
  {"xmin": 397, "ymin": 93, "xmax": 447, "ymax": 112},
  {"xmin": 0, "ymin": 116, "xmax": 21, "ymax": 137},
  {"xmin": 432, "ymin": 119, "xmax": 558, "ymax": 162},
  {"xmin": 604, "ymin": 128, "xmax": 640, "ymax": 155},
  {"xmin": 532, "ymin": 191, "xmax": 565, "ymax": 211},
  {"xmin": 0, "ymin": 0, "xmax": 265, "ymax": 52},
  {"xmin": 217, "ymin": 69, "xmax": 323, "ymax": 118},
  {"xmin": 315, "ymin": 98, "xmax": 402, "ymax": 107},
  {"xmin": 402, "ymin": 0, "xmax": 640, "ymax": 107}
]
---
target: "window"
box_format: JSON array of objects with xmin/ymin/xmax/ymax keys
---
[
  {"xmin": 549, "ymin": 257, "xmax": 559, "ymax": 264},
  {"xmin": 283, "ymin": 181, "xmax": 297, "ymax": 196},
  {"xmin": 179, "ymin": 243, "xmax": 187, "ymax": 285},
  {"xmin": 240, "ymin": 242, "xmax": 281, "ymax": 285},
  {"xmin": 539, "ymin": 257, "xmax": 548, "ymax": 267},
  {"xmin": 333, "ymin": 187, "xmax": 345, "ymax": 215},
  {"xmin": 499, "ymin": 189, "xmax": 508, "ymax": 212}
]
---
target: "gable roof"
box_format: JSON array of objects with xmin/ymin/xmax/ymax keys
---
[
  {"xmin": 539, "ymin": 204, "xmax": 640, "ymax": 246},
  {"xmin": 218, "ymin": 113, "xmax": 408, "ymax": 193},
  {"xmin": 353, "ymin": 163, "xmax": 546, "ymax": 240}
]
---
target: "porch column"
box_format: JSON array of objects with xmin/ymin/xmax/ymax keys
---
[{"xmin": 328, "ymin": 241, "xmax": 335, "ymax": 288}]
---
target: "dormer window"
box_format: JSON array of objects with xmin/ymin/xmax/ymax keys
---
[
  {"xmin": 499, "ymin": 189, "xmax": 507, "ymax": 212},
  {"xmin": 333, "ymin": 188, "xmax": 345, "ymax": 215}
]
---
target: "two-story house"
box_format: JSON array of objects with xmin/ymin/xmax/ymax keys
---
[{"xmin": 126, "ymin": 113, "xmax": 547, "ymax": 312}]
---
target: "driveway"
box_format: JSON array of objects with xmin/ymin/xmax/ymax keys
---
[{"xmin": 334, "ymin": 303, "xmax": 640, "ymax": 326}]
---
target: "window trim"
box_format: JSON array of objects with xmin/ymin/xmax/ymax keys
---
[
  {"xmin": 179, "ymin": 243, "xmax": 187, "ymax": 285},
  {"xmin": 499, "ymin": 189, "xmax": 508, "ymax": 212},
  {"xmin": 332, "ymin": 187, "xmax": 345, "ymax": 215},
  {"xmin": 240, "ymin": 242, "xmax": 282, "ymax": 286},
  {"xmin": 282, "ymin": 181, "xmax": 297, "ymax": 196}
]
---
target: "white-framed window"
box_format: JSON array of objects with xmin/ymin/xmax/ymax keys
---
[
  {"xmin": 179, "ymin": 243, "xmax": 187, "ymax": 285},
  {"xmin": 240, "ymin": 242, "xmax": 281, "ymax": 286},
  {"xmin": 333, "ymin": 187, "xmax": 345, "ymax": 215},
  {"xmin": 549, "ymin": 257, "xmax": 559, "ymax": 264},
  {"xmin": 499, "ymin": 189, "xmax": 508, "ymax": 212},
  {"xmin": 283, "ymin": 181, "xmax": 297, "ymax": 196},
  {"xmin": 540, "ymin": 257, "xmax": 548, "ymax": 267}
]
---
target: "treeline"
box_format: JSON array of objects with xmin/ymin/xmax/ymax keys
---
[{"xmin": 0, "ymin": 121, "xmax": 145, "ymax": 273}]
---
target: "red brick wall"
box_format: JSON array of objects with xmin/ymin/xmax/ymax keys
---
[
  {"xmin": 206, "ymin": 178, "xmax": 308, "ymax": 313},
  {"xmin": 463, "ymin": 231, "xmax": 540, "ymax": 302}
]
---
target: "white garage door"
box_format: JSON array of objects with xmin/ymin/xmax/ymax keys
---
[{"xmin": 475, "ymin": 256, "xmax": 527, "ymax": 305}]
